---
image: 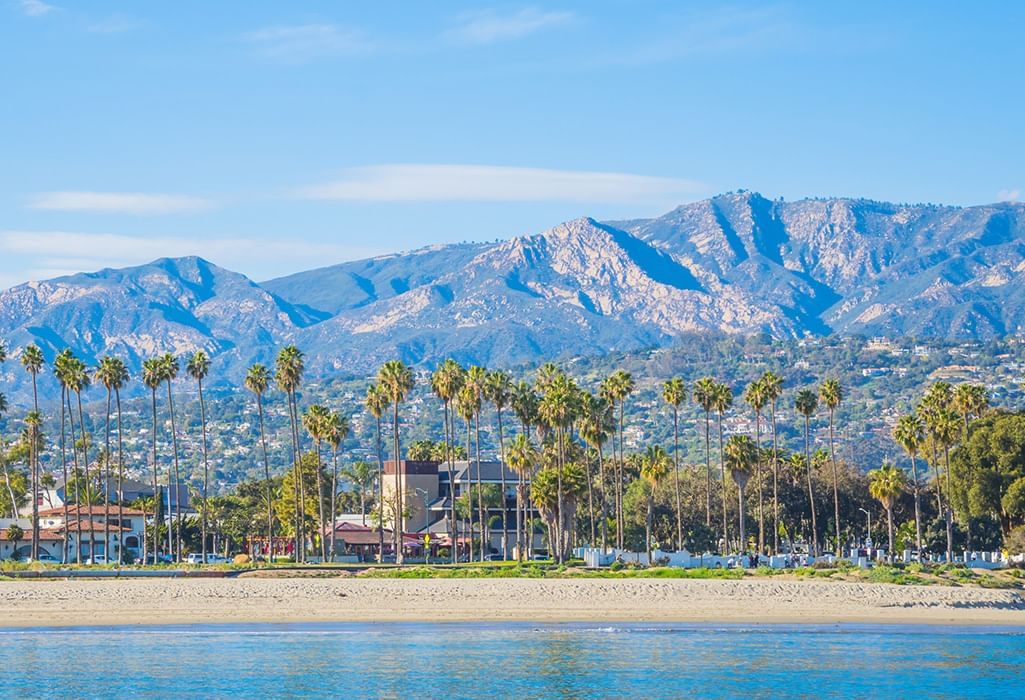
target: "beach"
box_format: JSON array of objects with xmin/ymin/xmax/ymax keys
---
[{"xmin": 1, "ymin": 577, "xmax": 1023, "ymax": 628}]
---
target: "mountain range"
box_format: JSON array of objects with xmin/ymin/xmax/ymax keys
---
[{"xmin": 2, "ymin": 191, "xmax": 1024, "ymax": 399}]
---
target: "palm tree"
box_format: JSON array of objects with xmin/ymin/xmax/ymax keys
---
[
  {"xmin": 377, "ymin": 360, "xmax": 414, "ymax": 565},
  {"xmin": 577, "ymin": 392, "xmax": 612, "ymax": 551},
  {"xmin": 601, "ymin": 370, "xmax": 633, "ymax": 550},
  {"xmin": 454, "ymin": 383, "xmax": 478, "ymax": 561},
  {"xmin": 364, "ymin": 383, "xmax": 389, "ymax": 562},
  {"xmin": 430, "ymin": 359, "xmax": 465, "ymax": 562},
  {"xmin": 640, "ymin": 445, "xmax": 670, "ymax": 561},
  {"xmin": 819, "ymin": 378, "xmax": 844, "ymax": 554},
  {"xmin": 484, "ymin": 369, "xmax": 513, "ymax": 559},
  {"xmin": 0, "ymin": 393, "xmax": 18, "ymax": 519},
  {"xmin": 95, "ymin": 356, "xmax": 127, "ymax": 564},
  {"xmin": 712, "ymin": 382, "xmax": 733, "ymax": 553},
  {"xmin": 157, "ymin": 353, "xmax": 183, "ymax": 560},
  {"xmin": 506, "ymin": 432, "xmax": 537, "ymax": 560},
  {"xmin": 794, "ymin": 388, "xmax": 819, "ymax": 556},
  {"xmin": 931, "ymin": 407, "xmax": 961, "ymax": 563},
  {"xmin": 661, "ymin": 378, "xmax": 686, "ymax": 551},
  {"xmin": 275, "ymin": 346, "xmax": 305, "ymax": 561},
  {"xmin": 302, "ymin": 404, "xmax": 332, "ymax": 561},
  {"xmin": 53, "ymin": 350, "xmax": 74, "ymax": 562},
  {"xmin": 20, "ymin": 344, "xmax": 44, "ymax": 560},
  {"xmin": 952, "ymin": 382, "xmax": 989, "ymax": 550},
  {"xmin": 539, "ymin": 372, "xmax": 578, "ymax": 563},
  {"xmin": 693, "ymin": 377, "xmax": 717, "ymax": 529},
  {"xmin": 67, "ymin": 354, "xmax": 90, "ymax": 563},
  {"xmin": 868, "ymin": 463, "xmax": 906, "ymax": 561},
  {"xmin": 893, "ymin": 413, "xmax": 925, "ymax": 552},
  {"xmin": 760, "ymin": 371, "xmax": 784, "ymax": 554},
  {"xmin": 724, "ymin": 435, "xmax": 758, "ymax": 553},
  {"xmin": 511, "ymin": 380, "xmax": 539, "ymax": 556},
  {"xmin": 244, "ymin": 364, "xmax": 273, "ymax": 561},
  {"xmin": 326, "ymin": 411, "xmax": 351, "ymax": 561},
  {"xmin": 142, "ymin": 358, "xmax": 163, "ymax": 560},
  {"xmin": 466, "ymin": 365, "xmax": 488, "ymax": 561},
  {"xmin": 186, "ymin": 351, "xmax": 212, "ymax": 563},
  {"xmin": 743, "ymin": 378, "xmax": 768, "ymax": 554}
]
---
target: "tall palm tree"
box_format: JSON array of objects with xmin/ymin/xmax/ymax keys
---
[
  {"xmin": 506, "ymin": 432, "xmax": 538, "ymax": 561},
  {"xmin": 326, "ymin": 410, "xmax": 351, "ymax": 561},
  {"xmin": 868, "ymin": 463, "xmax": 906, "ymax": 562},
  {"xmin": 484, "ymin": 369, "xmax": 513, "ymax": 559},
  {"xmin": 539, "ymin": 372, "xmax": 577, "ymax": 563},
  {"xmin": 931, "ymin": 407, "xmax": 961, "ymax": 563},
  {"xmin": 275, "ymin": 346, "xmax": 305, "ymax": 561},
  {"xmin": 186, "ymin": 351, "xmax": 212, "ymax": 563},
  {"xmin": 302, "ymin": 403, "xmax": 331, "ymax": 561},
  {"xmin": 20, "ymin": 344, "xmax": 44, "ymax": 560},
  {"xmin": 577, "ymin": 392, "xmax": 611, "ymax": 550},
  {"xmin": 157, "ymin": 353, "xmax": 183, "ymax": 560},
  {"xmin": 724, "ymin": 435, "xmax": 758, "ymax": 553},
  {"xmin": 760, "ymin": 371, "xmax": 784, "ymax": 554},
  {"xmin": 893, "ymin": 413, "xmax": 925, "ymax": 552},
  {"xmin": 465, "ymin": 365, "xmax": 488, "ymax": 561},
  {"xmin": 640, "ymin": 445, "xmax": 670, "ymax": 561},
  {"xmin": 430, "ymin": 359, "xmax": 465, "ymax": 562},
  {"xmin": 511, "ymin": 380, "xmax": 539, "ymax": 556},
  {"xmin": 794, "ymin": 388, "xmax": 819, "ymax": 555},
  {"xmin": 244, "ymin": 364, "xmax": 273, "ymax": 561},
  {"xmin": 66, "ymin": 355, "xmax": 90, "ymax": 563},
  {"xmin": 95, "ymin": 356, "xmax": 127, "ymax": 564},
  {"xmin": 819, "ymin": 378, "xmax": 844, "ymax": 554},
  {"xmin": 693, "ymin": 377, "xmax": 717, "ymax": 529},
  {"xmin": 952, "ymin": 382, "xmax": 989, "ymax": 550},
  {"xmin": 743, "ymin": 378, "xmax": 768, "ymax": 554},
  {"xmin": 661, "ymin": 378, "xmax": 686, "ymax": 551},
  {"xmin": 53, "ymin": 350, "xmax": 74, "ymax": 563},
  {"xmin": 712, "ymin": 382, "xmax": 733, "ymax": 553},
  {"xmin": 364, "ymin": 382, "xmax": 389, "ymax": 562},
  {"xmin": 0, "ymin": 392, "xmax": 16, "ymax": 519},
  {"xmin": 142, "ymin": 358, "xmax": 164, "ymax": 560},
  {"xmin": 454, "ymin": 383, "xmax": 478, "ymax": 561},
  {"xmin": 601, "ymin": 370, "xmax": 633, "ymax": 550},
  {"xmin": 377, "ymin": 360, "xmax": 414, "ymax": 565}
]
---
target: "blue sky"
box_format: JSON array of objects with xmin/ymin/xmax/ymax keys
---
[{"xmin": 1, "ymin": 1, "xmax": 1023, "ymax": 288}]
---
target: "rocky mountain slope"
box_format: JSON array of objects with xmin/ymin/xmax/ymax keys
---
[{"xmin": 2, "ymin": 192, "xmax": 1024, "ymax": 398}]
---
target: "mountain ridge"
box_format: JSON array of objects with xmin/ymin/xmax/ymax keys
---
[{"xmin": 3, "ymin": 191, "xmax": 1024, "ymax": 399}]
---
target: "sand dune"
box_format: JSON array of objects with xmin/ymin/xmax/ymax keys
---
[{"xmin": 1, "ymin": 578, "xmax": 1024, "ymax": 628}]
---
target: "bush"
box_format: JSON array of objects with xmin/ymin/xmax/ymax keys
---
[
  {"xmin": 233, "ymin": 554, "xmax": 251, "ymax": 565},
  {"xmin": 1005, "ymin": 525, "xmax": 1025, "ymax": 555}
]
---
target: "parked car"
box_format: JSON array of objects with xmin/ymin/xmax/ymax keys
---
[
  {"xmin": 85, "ymin": 555, "xmax": 109, "ymax": 565},
  {"xmin": 29, "ymin": 553, "xmax": 58, "ymax": 563}
]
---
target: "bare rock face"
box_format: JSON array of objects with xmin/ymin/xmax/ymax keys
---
[{"xmin": 2, "ymin": 193, "xmax": 1024, "ymax": 397}]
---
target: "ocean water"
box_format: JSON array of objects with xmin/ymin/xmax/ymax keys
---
[{"xmin": 2, "ymin": 622, "xmax": 1023, "ymax": 698}]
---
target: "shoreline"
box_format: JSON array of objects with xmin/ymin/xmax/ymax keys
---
[{"xmin": 1, "ymin": 577, "xmax": 1023, "ymax": 629}]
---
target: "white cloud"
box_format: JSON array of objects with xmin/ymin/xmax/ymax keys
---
[
  {"xmin": 0, "ymin": 231, "xmax": 388, "ymax": 288},
  {"xmin": 245, "ymin": 24, "xmax": 370, "ymax": 63},
  {"xmin": 447, "ymin": 7, "xmax": 574, "ymax": 45},
  {"xmin": 295, "ymin": 164, "xmax": 705, "ymax": 204},
  {"xmin": 19, "ymin": 0, "xmax": 55, "ymax": 17},
  {"xmin": 998, "ymin": 189, "xmax": 1021, "ymax": 203},
  {"xmin": 27, "ymin": 191, "xmax": 213, "ymax": 215}
]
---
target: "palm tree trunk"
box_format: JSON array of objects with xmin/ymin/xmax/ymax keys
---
[
  {"xmin": 443, "ymin": 402, "xmax": 457, "ymax": 563},
  {"xmin": 256, "ymin": 393, "xmax": 272, "ymax": 563},
  {"xmin": 555, "ymin": 426, "xmax": 565, "ymax": 564},
  {"xmin": 330, "ymin": 445, "xmax": 339, "ymax": 562},
  {"xmin": 755, "ymin": 410, "xmax": 764, "ymax": 555},
  {"xmin": 646, "ymin": 492, "xmax": 653, "ymax": 562},
  {"xmin": 829, "ymin": 409, "xmax": 841, "ymax": 554},
  {"xmin": 314, "ymin": 438, "xmax": 326, "ymax": 562},
  {"xmin": 149, "ymin": 388, "xmax": 160, "ymax": 561},
  {"xmin": 465, "ymin": 416, "xmax": 474, "ymax": 562},
  {"xmin": 497, "ymin": 409, "xmax": 509, "ymax": 559},
  {"xmin": 738, "ymin": 483, "xmax": 747, "ymax": 554},
  {"xmin": 375, "ymin": 415, "xmax": 384, "ymax": 563},
  {"xmin": 291, "ymin": 392, "xmax": 306, "ymax": 563},
  {"xmin": 585, "ymin": 449, "xmax": 596, "ymax": 547},
  {"xmin": 886, "ymin": 506, "xmax": 895, "ymax": 563},
  {"xmin": 704, "ymin": 412, "xmax": 712, "ymax": 528},
  {"xmin": 804, "ymin": 418, "xmax": 818, "ymax": 556},
  {"xmin": 944, "ymin": 446, "xmax": 954, "ymax": 562},
  {"xmin": 30, "ymin": 374, "xmax": 40, "ymax": 561},
  {"xmin": 598, "ymin": 442, "xmax": 608, "ymax": 553},
  {"xmin": 115, "ymin": 387, "xmax": 125, "ymax": 566},
  {"xmin": 910, "ymin": 452, "xmax": 923, "ymax": 553},
  {"xmin": 393, "ymin": 401, "xmax": 403, "ymax": 565},
  {"xmin": 59, "ymin": 387, "xmax": 70, "ymax": 564},
  {"xmin": 164, "ymin": 382, "xmax": 183, "ymax": 561},
  {"xmin": 671, "ymin": 407, "xmax": 682, "ymax": 551},
  {"xmin": 198, "ymin": 377, "xmax": 209, "ymax": 564},
  {"xmin": 103, "ymin": 388, "xmax": 112, "ymax": 564},
  {"xmin": 717, "ymin": 412, "xmax": 728, "ymax": 554},
  {"xmin": 68, "ymin": 390, "xmax": 83, "ymax": 564},
  {"xmin": 770, "ymin": 402, "xmax": 780, "ymax": 555},
  {"xmin": 617, "ymin": 403, "xmax": 626, "ymax": 551},
  {"xmin": 0, "ymin": 443, "xmax": 18, "ymax": 519}
]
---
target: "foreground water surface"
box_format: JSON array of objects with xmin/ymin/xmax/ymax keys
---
[{"xmin": 2, "ymin": 621, "xmax": 1023, "ymax": 698}]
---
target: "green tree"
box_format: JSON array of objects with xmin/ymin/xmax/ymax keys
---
[
  {"xmin": 326, "ymin": 410, "xmax": 351, "ymax": 561},
  {"xmin": 377, "ymin": 360, "xmax": 414, "ymax": 564},
  {"xmin": 893, "ymin": 413, "xmax": 925, "ymax": 552},
  {"xmin": 724, "ymin": 435, "xmax": 758, "ymax": 553},
  {"xmin": 640, "ymin": 445, "xmax": 671, "ymax": 560},
  {"xmin": 142, "ymin": 358, "xmax": 164, "ymax": 561},
  {"xmin": 662, "ymin": 378, "xmax": 686, "ymax": 551},
  {"xmin": 819, "ymin": 378, "xmax": 844, "ymax": 553},
  {"xmin": 794, "ymin": 388, "xmax": 819, "ymax": 555},
  {"xmin": 364, "ymin": 382, "xmax": 389, "ymax": 562},
  {"xmin": 712, "ymin": 382, "xmax": 733, "ymax": 553},
  {"xmin": 186, "ymin": 350, "xmax": 212, "ymax": 563},
  {"xmin": 506, "ymin": 432, "xmax": 538, "ymax": 560},
  {"xmin": 245, "ymin": 363, "xmax": 274, "ymax": 560},
  {"xmin": 760, "ymin": 371, "xmax": 784, "ymax": 554},
  {"xmin": 744, "ymin": 378, "xmax": 768, "ymax": 554},
  {"xmin": 20, "ymin": 344, "xmax": 44, "ymax": 560},
  {"xmin": 275, "ymin": 345, "xmax": 306, "ymax": 561},
  {"xmin": 484, "ymin": 369, "xmax": 513, "ymax": 559},
  {"xmin": 430, "ymin": 359, "xmax": 465, "ymax": 563},
  {"xmin": 158, "ymin": 352, "xmax": 183, "ymax": 560},
  {"xmin": 868, "ymin": 463, "xmax": 906, "ymax": 561},
  {"xmin": 693, "ymin": 377, "xmax": 717, "ymax": 530}
]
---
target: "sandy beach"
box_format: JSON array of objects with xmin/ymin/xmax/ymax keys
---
[{"xmin": 1, "ymin": 577, "xmax": 1023, "ymax": 628}]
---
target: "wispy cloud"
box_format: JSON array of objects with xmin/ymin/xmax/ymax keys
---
[
  {"xmin": 245, "ymin": 24, "xmax": 371, "ymax": 63},
  {"xmin": 19, "ymin": 0, "xmax": 55, "ymax": 17},
  {"xmin": 295, "ymin": 164, "xmax": 705, "ymax": 204},
  {"xmin": 27, "ymin": 191, "xmax": 213, "ymax": 215},
  {"xmin": 0, "ymin": 231, "xmax": 387, "ymax": 288},
  {"xmin": 447, "ymin": 7, "xmax": 575, "ymax": 45},
  {"xmin": 998, "ymin": 189, "xmax": 1021, "ymax": 203}
]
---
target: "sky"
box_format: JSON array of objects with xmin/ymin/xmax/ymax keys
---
[{"xmin": 2, "ymin": 1, "xmax": 1023, "ymax": 288}]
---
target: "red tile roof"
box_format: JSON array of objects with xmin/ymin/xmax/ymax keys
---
[
  {"xmin": 0, "ymin": 528, "xmax": 62, "ymax": 541},
  {"xmin": 56, "ymin": 520, "xmax": 132, "ymax": 534},
  {"xmin": 38, "ymin": 505, "xmax": 148, "ymax": 517}
]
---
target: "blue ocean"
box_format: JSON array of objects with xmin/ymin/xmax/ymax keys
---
[{"xmin": 3, "ymin": 622, "xmax": 1023, "ymax": 698}]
